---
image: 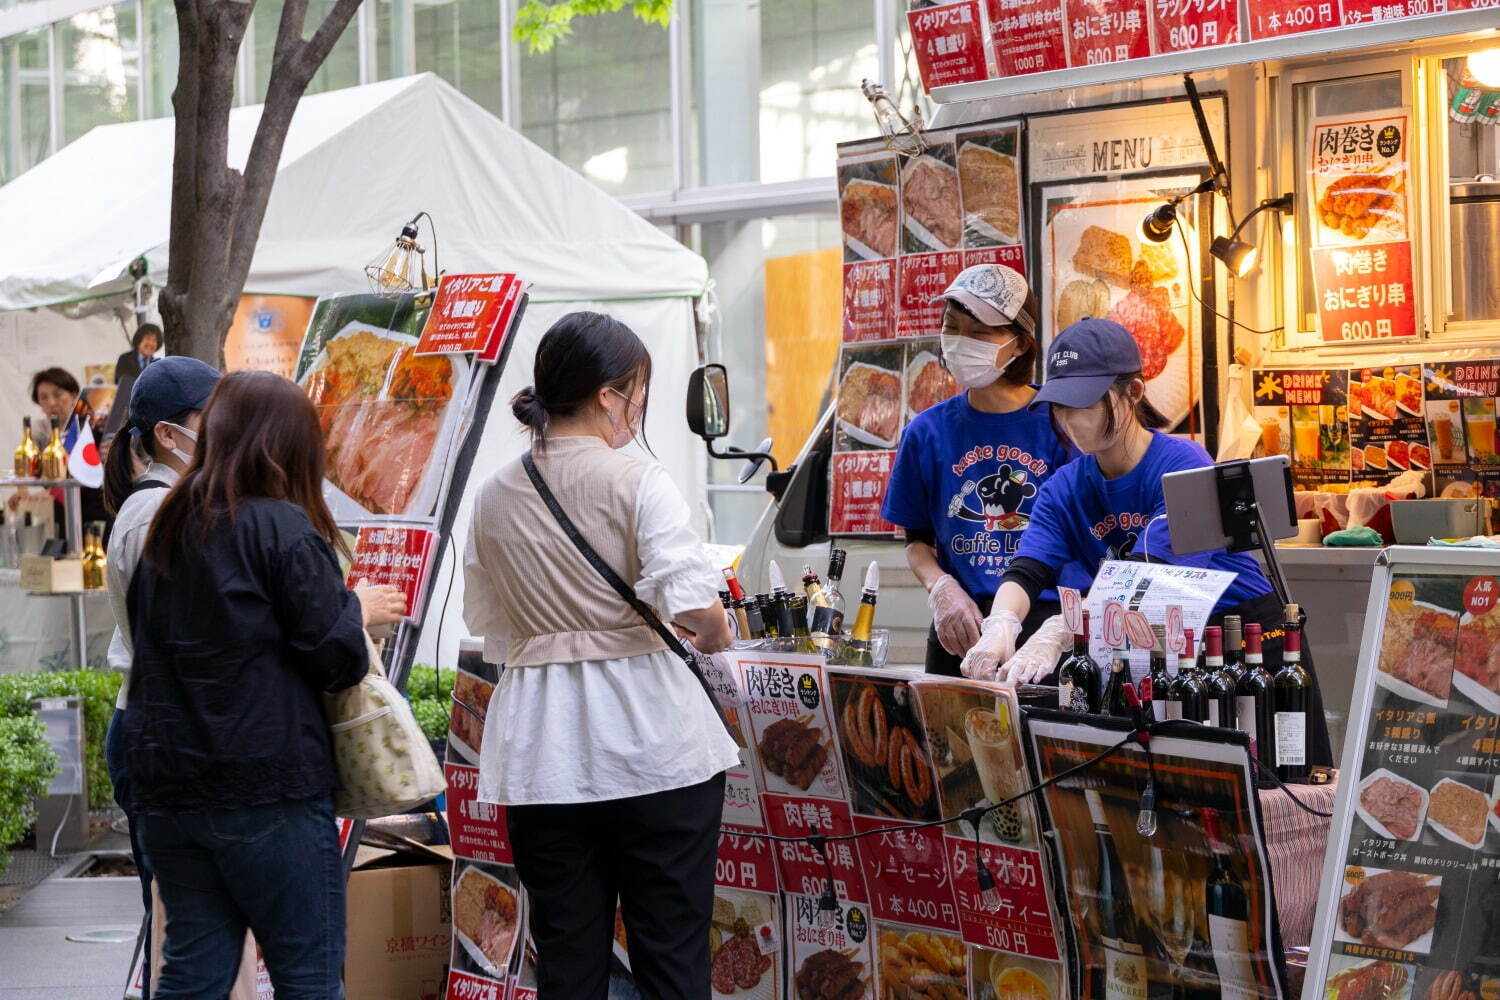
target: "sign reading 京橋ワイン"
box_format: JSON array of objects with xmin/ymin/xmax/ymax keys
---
[{"xmin": 1307, "ymin": 108, "xmax": 1418, "ymax": 342}]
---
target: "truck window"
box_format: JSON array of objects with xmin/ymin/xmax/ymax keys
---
[{"xmin": 774, "ymin": 414, "xmax": 834, "ymax": 548}]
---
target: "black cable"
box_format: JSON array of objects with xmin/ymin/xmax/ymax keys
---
[
  {"xmin": 1176, "ymin": 213, "xmax": 1285, "ymax": 337},
  {"xmin": 431, "ymin": 534, "xmax": 458, "ymax": 702},
  {"xmin": 1255, "ymin": 764, "xmax": 1334, "ymax": 818}
]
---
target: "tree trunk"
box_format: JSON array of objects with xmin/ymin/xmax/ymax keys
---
[{"xmin": 160, "ymin": 0, "xmax": 363, "ymax": 367}]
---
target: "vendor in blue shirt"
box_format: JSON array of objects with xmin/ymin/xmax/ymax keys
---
[
  {"xmin": 881, "ymin": 263, "xmax": 1080, "ymax": 676},
  {"xmin": 963, "ymin": 317, "xmax": 1331, "ymax": 767}
]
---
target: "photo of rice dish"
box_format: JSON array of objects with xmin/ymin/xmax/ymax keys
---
[
  {"xmin": 453, "ymin": 866, "xmax": 520, "ymax": 976},
  {"xmin": 902, "ymin": 154, "xmax": 962, "ymax": 250},
  {"xmin": 838, "ymin": 363, "xmax": 902, "ymax": 447},
  {"xmin": 957, "ymin": 143, "xmax": 1020, "ymax": 244},
  {"xmin": 842, "ymin": 179, "xmax": 900, "ymax": 259},
  {"xmin": 448, "ymin": 669, "xmax": 494, "ymax": 762}
]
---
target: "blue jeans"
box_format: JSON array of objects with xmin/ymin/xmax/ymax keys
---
[
  {"xmin": 138, "ymin": 796, "xmax": 346, "ymax": 1000},
  {"xmin": 106, "ymin": 707, "xmax": 153, "ymax": 999}
]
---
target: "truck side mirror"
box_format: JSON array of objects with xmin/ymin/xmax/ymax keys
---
[{"xmin": 686, "ymin": 364, "xmax": 730, "ymax": 440}]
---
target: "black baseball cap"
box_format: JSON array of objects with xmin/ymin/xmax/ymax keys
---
[
  {"xmin": 1030, "ymin": 318, "xmax": 1141, "ymax": 410},
  {"xmin": 127, "ymin": 356, "xmax": 220, "ymax": 435}
]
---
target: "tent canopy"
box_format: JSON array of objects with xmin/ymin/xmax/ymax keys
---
[{"xmin": 0, "ymin": 73, "xmax": 708, "ymax": 310}]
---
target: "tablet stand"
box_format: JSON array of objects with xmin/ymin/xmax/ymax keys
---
[{"xmin": 1214, "ymin": 461, "xmax": 1300, "ymax": 623}]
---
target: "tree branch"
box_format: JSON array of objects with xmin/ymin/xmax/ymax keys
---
[
  {"xmin": 300, "ymin": 0, "xmax": 363, "ymax": 76},
  {"xmin": 162, "ymin": 0, "xmax": 203, "ymax": 349}
]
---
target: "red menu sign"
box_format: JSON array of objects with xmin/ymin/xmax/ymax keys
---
[
  {"xmin": 908, "ymin": 0, "xmax": 996, "ymax": 89},
  {"xmin": 897, "ymin": 251, "xmax": 964, "ymax": 339},
  {"xmin": 829, "ymin": 451, "xmax": 897, "ymax": 536},
  {"xmin": 990, "ymin": 0, "xmax": 1068, "ymax": 75},
  {"xmin": 1063, "ymin": 0, "xmax": 1152, "ymax": 65},
  {"xmin": 444, "ymin": 763, "xmax": 512, "ymax": 864},
  {"xmin": 947, "ymin": 838, "xmax": 1061, "ymax": 960},
  {"xmin": 415, "ymin": 273, "xmax": 524, "ymax": 357},
  {"xmin": 1149, "ymin": 0, "xmax": 1240, "ymax": 51},
  {"xmin": 843, "ymin": 261, "xmax": 898, "ymax": 343},
  {"xmin": 716, "ymin": 829, "xmax": 781, "ymax": 894},
  {"xmin": 763, "ymin": 795, "xmax": 869, "ymax": 903},
  {"xmin": 964, "ymin": 245, "xmax": 1026, "ymax": 274},
  {"xmin": 1244, "ymin": 0, "xmax": 1339, "ymax": 36},
  {"xmin": 345, "ymin": 525, "xmax": 435, "ymax": 619},
  {"xmin": 1311, "ymin": 242, "xmax": 1418, "ymax": 342},
  {"xmin": 854, "ymin": 817, "xmax": 962, "ymax": 932}
]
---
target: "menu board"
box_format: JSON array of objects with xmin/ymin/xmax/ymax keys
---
[
  {"xmin": 1253, "ymin": 363, "xmax": 1500, "ymax": 497},
  {"xmin": 1025, "ymin": 714, "xmax": 1290, "ymax": 1000},
  {"xmin": 1306, "ymin": 549, "xmax": 1500, "ymax": 1000},
  {"xmin": 1307, "ymin": 108, "xmax": 1418, "ymax": 343},
  {"xmin": 833, "ymin": 127, "xmax": 1023, "ymax": 536},
  {"xmin": 907, "ymin": 0, "xmax": 1480, "ymax": 92}
]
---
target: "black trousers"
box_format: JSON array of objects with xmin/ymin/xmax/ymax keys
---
[
  {"xmin": 924, "ymin": 593, "xmax": 1063, "ymax": 677},
  {"xmin": 507, "ymin": 772, "xmax": 726, "ymax": 1000}
]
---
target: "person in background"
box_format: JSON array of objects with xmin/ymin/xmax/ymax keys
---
[
  {"xmin": 14, "ymin": 367, "xmax": 109, "ymax": 526},
  {"xmin": 881, "ymin": 263, "xmax": 1080, "ymax": 676},
  {"xmin": 100, "ymin": 356, "xmax": 221, "ymax": 1000},
  {"xmin": 465, "ymin": 311, "xmax": 736, "ymax": 999},
  {"xmin": 962, "ymin": 319, "xmax": 1332, "ymax": 765},
  {"xmin": 126, "ymin": 371, "xmax": 406, "ymax": 998},
  {"xmin": 115, "ymin": 323, "xmax": 161, "ymax": 384}
]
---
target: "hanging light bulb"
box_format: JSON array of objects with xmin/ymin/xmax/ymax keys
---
[
  {"xmin": 1468, "ymin": 47, "xmax": 1500, "ymax": 89},
  {"xmin": 365, "ymin": 214, "xmax": 436, "ymax": 297},
  {"xmin": 975, "ymin": 854, "xmax": 1003, "ymax": 912},
  {"xmin": 817, "ymin": 879, "xmax": 840, "ymax": 928},
  {"xmin": 860, "ymin": 79, "xmax": 926, "ymax": 157},
  {"xmin": 1136, "ymin": 782, "xmax": 1159, "ymax": 838}
]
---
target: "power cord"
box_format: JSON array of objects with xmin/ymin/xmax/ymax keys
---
[{"xmin": 1176, "ymin": 214, "xmax": 1285, "ymax": 337}]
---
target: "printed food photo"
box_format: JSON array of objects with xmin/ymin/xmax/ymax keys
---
[
  {"xmin": 830, "ymin": 675, "xmax": 940, "ymax": 822},
  {"xmin": 1335, "ymin": 867, "xmax": 1439, "ymax": 954},
  {"xmin": 838, "ymin": 360, "xmax": 903, "ymax": 449}
]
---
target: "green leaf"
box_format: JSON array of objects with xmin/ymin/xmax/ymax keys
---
[{"xmin": 512, "ymin": 0, "xmax": 674, "ymax": 53}]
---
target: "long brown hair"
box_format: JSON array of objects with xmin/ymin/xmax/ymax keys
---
[{"xmin": 145, "ymin": 371, "xmax": 345, "ymax": 572}]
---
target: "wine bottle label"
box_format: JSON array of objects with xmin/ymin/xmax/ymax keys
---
[
  {"xmin": 1274, "ymin": 712, "xmax": 1306, "ymax": 767},
  {"xmin": 1058, "ymin": 681, "xmax": 1074, "ymax": 709},
  {"xmin": 1208, "ymin": 703, "xmax": 1221, "ymax": 728},
  {"xmin": 1165, "ymin": 700, "xmax": 1182, "ymax": 721},
  {"xmin": 1206, "ymin": 914, "xmax": 1257, "ymax": 1000},
  {"xmin": 810, "ymin": 605, "xmax": 843, "ymax": 636},
  {"xmin": 1235, "ymin": 697, "xmax": 1258, "ymax": 744},
  {"xmin": 1070, "ymin": 685, "xmax": 1091, "ymax": 713},
  {"xmin": 1151, "ymin": 699, "xmax": 1166, "ymax": 722},
  {"xmin": 1100, "ymin": 936, "xmax": 1149, "ymax": 1000}
]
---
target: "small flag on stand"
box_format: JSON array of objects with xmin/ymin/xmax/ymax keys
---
[{"xmin": 64, "ymin": 418, "xmax": 103, "ymax": 488}]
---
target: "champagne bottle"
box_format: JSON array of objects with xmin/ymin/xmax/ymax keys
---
[
  {"xmin": 743, "ymin": 595, "xmax": 767, "ymax": 639},
  {"xmin": 1273, "ymin": 605, "xmax": 1311, "ymax": 783},
  {"xmin": 1204, "ymin": 626, "xmax": 1236, "ymax": 729},
  {"xmin": 802, "ymin": 565, "xmax": 824, "ymax": 606},
  {"xmin": 722, "ymin": 568, "xmax": 752, "ymax": 640},
  {"xmin": 1087, "ymin": 789, "xmax": 1149, "ymax": 1000},
  {"xmin": 1237, "ymin": 623, "xmax": 1276, "ymax": 773},
  {"xmin": 13, "ymin": 417, "xmax": 39, "ymax": 478},
  {"xmin": 1057, "ymin": 610, "xmax": 1102, "ymax": 713},
  {"xmin": 1170, "ymin": 629, "xmax": 1208, "ymax": 723},
  {"xmin": 787, "ymin": 594, "xmax": 820, "ymax": 655},
  {"xmin": 39, "ymin": 416, "xmax": 67, "ymax": 481},
  {"xmin": 82, "ymin": 522, "xmax": 106, "ymax": 590},
  {"xmin": 1102, "ymin": 643, "xmax": 1132, "ymax": 719},
  {"xmin": 818, "ymin": 549, "xmax": 846, "ymax": 614},
  {"xmin": 830, "ymin": 562, "xmax": 879, "ymax": 667},
  {"xmin": 768, "ymin": 561, "xmax": 799, "ymax": 640},
  {"xmin": 1221, "ymin": 614, "xmax": 1245, "ymax": 684},
  {"xmin": 756, "ymin": 594, "xmax": 776, "ymax": 638},
  {"xmin": 1202, "ymin": 807, "xmax": 1256, "ymax": 1000},
  {"xmin": 1148, "ymin": 625, "xmax": 1170, "ymax": 723}
]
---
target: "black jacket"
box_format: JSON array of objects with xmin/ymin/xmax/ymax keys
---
[
  {"xmin": 123, "ymin": 498, "xmax": 367, "ymax": 812},
  {"xmin": 115, "ymin": 350, "xmax": 147, "ymax": 384}
]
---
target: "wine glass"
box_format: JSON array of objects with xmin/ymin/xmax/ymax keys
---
[{"xmin": 1140, "ymin": 844, "xmax": 1196, "ymax": 986}]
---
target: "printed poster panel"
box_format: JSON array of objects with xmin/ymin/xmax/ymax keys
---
[
  {"xmin": 905, "ymin": 338, "xmax": 961, "ymax": 425},
  {"xmin": 717, "ymin": 828, "xmax": 781, "ymax": 896},
  {"xmin": 907, "ymin": 0, "xmax": 997, "ymax": 90},
  {"xmin": 852, "ymin": 816, "xmax": 962, "ymax": 932},
  {"xmin": 988, "ymin": 0, "xmax": 1068, "ymax": 77},
  {"xmin": 1251, "ymin": 368, "xmax": 1353, "ymax": 488},
  {"xmin": 1424, "ymin": 361, "xmax": 1500, "ymax": 498},
  {"xmin": 710, "ymin": 888, "xmax": 782, "ymax": 999},
  {"xmin": 786, "ymin": 893, "xmax": 877, "ymax": 1000},
  {"xmin": 1025, "ymin": 715, "xmax": 1288, "ymax": 1000},
  {"xmin": 415, "ymin": 273, "xmax": 523, "ymax": 357},
  {"xmin": 738, "ymin": 652, "xmax": 848, "ymax": 801},
  {"xmin": 1312, "ymin": 564, "xmax": 1500, "ymax": 998},
  {"xmin": 832, "ymin": 343, "xmax": 903, "ymax": 536},
  {"xmin": 225, "ymin": 295, "xmax": 315, "ymax": 379},
  {"xmin": 947, "ymin": 838, "xmax": 1061, "ymax": 960},
  {"xmin": 1244, "ymin": 0, "xmax": 1338, "ymax": 36},
  {"xmin": 448, "ymin": 664, "xmax": 495, "ymax": 767},
  {"xmin": 703, "ymin": 651, "xmax": 771, "ymax": 832},
  {"xmin": 345, "ymin": 525, "xmax": 435, "ymax": 620},
  {"xmin": 902, "ymin": 140, "xmax": 964, "ymax": 255},
  {"xmin": 763, "ymin": 794, "xmax": 869, "ymax": 904},
  {"xmin": 1308, "ymin": 108, "xmax": 1418, "ymax": 343},
  {"xmin": 446, "ymin": 861, "xmax": 522, "ymax": 997},
  {"xmin": 445, "ymin": 764, "xmax": 510, "ymax": 865},
  {"xmin": 873, "ymin": 922, "xmax": 968, "ymax": 997},
  {"xmin": 295, "ymin": 291, "xmax": 475, "ymax": 522},
  {"xmin": 1084, "ymin": 561, "xmax": 1235, "ymax": 678},
  {"xmin": 956, "ymin": 124, "xmax": 1024, "ymax": 249},
  {"xmin": 968, "ymin": 947, "xmax": 1065, "ymax": 998},
  {"xmin": 898, "ymin": 250, "xmax": 964, "ymax": 339},
  {"xmin": 840, "ymin": 145, "xmax": 901, "ymax": 344},
  {"xmin": 1349, "ymin": 365, "xmax": 1430, "ymax": 479},
  {"xmin": 1040, "ymin": 174, "xmax": 1205, "ymax": 435}
]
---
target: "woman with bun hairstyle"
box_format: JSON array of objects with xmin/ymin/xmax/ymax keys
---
[
  {"xmin": 465, "ymin": 310, "xmax": 737, "ymax": 998},
  {"xmin": 962, "ymin": 318, "xmax": 1332, "ymax": 766},
  {"xmin": 881, "ymin": 263, "xmax": 1081, "ymax": 675}
]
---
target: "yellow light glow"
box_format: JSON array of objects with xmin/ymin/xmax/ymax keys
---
[
  {"xmin": 1235, "ymin": 245, "xmax": 1259, "ymax": 278},
  {"xmin": 1469, "ymin": 47, "xmax": 1500, "ymax": 89}
]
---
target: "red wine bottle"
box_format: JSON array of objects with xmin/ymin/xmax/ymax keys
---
[
  {"xmin": 1221, "ymin": 614, "xmax": 1245, "ymax": 685},
  {"xmin": 1102, "ymin": 643, "xmax": 1132, "ymax": 719},
  {"xmin": 1087, "ymin": 790, "xmax": 1148, "ymax": 999},
  {"xmin": 1058, "ymin": 611, "xmax": 1102, "ymax": 713},
  {"xmin": 1273, "ymin": 605, "xmax": 1311, "ymax": 783},
  {"xmin": 1237, "ymin": 623, "xmax": 1276, "ymax": 773},
  {"xmin": 1204, "ymin": 626, "xmax": 1237, "ymax": 729},
  {"xmin": 1169, "ymin": 629, "xmax": 1208, "ymax": 723},
  {"xmin": 1148, "ymin": 625, "xmax": 1170, "ymax": 724},
  {"xmin": 1202, "ymin": 808, "xmax": 1256, "ymax": 1000}
]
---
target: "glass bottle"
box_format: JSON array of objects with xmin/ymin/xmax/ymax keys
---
[
  {"xmin": 830, "ymin": 562, "xmax": 879, "ymax": 667},
  {"xmin": 1204, "ymin": 626, "xmax": 1237, "ymax": 729},
  {"xmin": 1237, "ymin": 623, "xmax": 1276, "ymax": 774},
  {"xmin": 39, "ymin": 416, "xmax": 67, "ymax": 481},
  {"xmin": 13, "ymin": 417, "xmax": 39, "ymax": 478},
  {"xmin": 1058, "ymin": 610, "xmax": 1102, "ymax": 713},
  {"xmin": 1273, "ymin": 606, "xmax": 1311, "ymax": 783}
]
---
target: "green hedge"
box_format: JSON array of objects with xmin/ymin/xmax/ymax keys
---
[
  {"xmin": 0, "ymin": 670, "xmax": 121, "ymax": 812},
  {"xmin": 405, "ymin": 663, "xmax": 455, "ymax": 743},
  {"xmin": 0, "ymin": 715, "xmax": 58, "ymax": 875}
]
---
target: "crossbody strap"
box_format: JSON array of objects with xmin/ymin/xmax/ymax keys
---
[{"xmin": 521, "ymin": 452, "xmax": 732, "ymax": 733}]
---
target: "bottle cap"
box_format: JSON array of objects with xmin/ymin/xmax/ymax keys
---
[
  {"xmin": 863, "ymin": 560, "xmax": 880, "ymax": 594},
  {"xmin": 1245, "ymin": 622, "xmax": 1263, "ymax": 654},
  {"xmin": 1205, "ymin": 626, "xmax": 1223, "ymax": 658},
  {"xmin": 722, "ymin": 567, "xmax": 745, "ymax": 601},
  {"xmin": 768, "ymin": 560, "xmax": 786, "ymax": 592},
  {"xmin": 1080, "ymin": 609, "xmax": 1091, "ymax": 640}
]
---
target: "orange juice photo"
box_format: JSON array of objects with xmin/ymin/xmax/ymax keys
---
[
  {"xmin": 1291, "ymin": 406, "xmax": 1321, "ymax": 464},
  {"xmin": 1464, "ymin": 398, "xmax": 1497, "ymax": 463}
]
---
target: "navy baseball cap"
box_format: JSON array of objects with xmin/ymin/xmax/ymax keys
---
[
  {"xmin": 127, "ymin": 356, "xmax": 221, "ymax": 434},
  {"xmin": 1030, "ymin": 319, "xmax": 1141, "ymax": 410}
]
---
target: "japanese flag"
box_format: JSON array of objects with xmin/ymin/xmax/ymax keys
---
[{"xmin": 65, "ymin": 418, "xmax": 103, "ymax": 488}]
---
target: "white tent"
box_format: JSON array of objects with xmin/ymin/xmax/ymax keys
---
[{"xmin": 0, "ymin": 73, "xmax": 712, "ymax": 671}]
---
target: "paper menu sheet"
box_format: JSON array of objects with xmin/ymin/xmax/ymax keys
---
[{"xmin": 1085, "ymin": 560, "xmax": 1236, "ymax": 676}]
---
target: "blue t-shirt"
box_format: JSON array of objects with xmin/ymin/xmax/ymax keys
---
[
  {"xmin": 881, "ymin": 393, "xmax": 1080, "ymax": 600},
  {"xmin": 1015, "ymin": 431, "xmax": 1274, "ymax": 612}
]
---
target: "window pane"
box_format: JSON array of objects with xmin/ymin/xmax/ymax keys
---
[
  {"xmin": 415, "ymin": 0, "xmax": 502, "ymax": 117},
  {"xmin": 144, "ymin": 0, "xmax": 178, "ymax": 118},
  {"xmin": 252, "ymin": 0, "xmax": 360, "ymax": 101},
  {"xmin": 60, "ymin": 4, "xmax": 140, "ymax": 143},
  {"xmin": 376, "ymin": 0, "xmax": 410, "ymax": 80},
  {"xmin": 0, "ymin": 27, "xmax": 51, "ymax": 182},
  {"xmin": 690, "ymin": 0, "xmax": 878, "ymax": 186},
  {"xmin": 1444, "ymin": 55, "xmax": 1500, "ymax": 325},
  {"xmin": 691, "ymin": 214, "xmax": 843, "ymax": 543},
  {"xmin": 519, "ymin": 10, "xmax": 671, "ymax": 196}
]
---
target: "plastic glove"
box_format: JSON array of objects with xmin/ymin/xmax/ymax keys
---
[
  {"xmin": 960, "ymin": 610, "xmax": 1022, "ymax": 682},
  {"xmin": 929, "ymin": 574, "xmax": 983, "ymax": 657},
  {"xmin": 998, "ymin": 614, "xmax": 1073, "ymax": 685}
]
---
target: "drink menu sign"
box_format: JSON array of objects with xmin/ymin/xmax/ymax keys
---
[
  {"xmin": 1306, "ymin": 550, "xmax": 1500, "ymax": 1000},
  {"xmin": 1307, "ymin": 109, "xmax": 1418, "ymax": 343},
  {"xmin": 833, "ymin": 126, "xmax": 1023, "ymax": 536}
]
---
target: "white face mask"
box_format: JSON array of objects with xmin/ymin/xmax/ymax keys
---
[
  {"xmin": 604, "ymin": 388, "xmax": 644, "ymax": 449},
  {"xmin": 161, "ymin": 422, "xmax": 198, "ymax": 466},
  {"xmin": 940, "ymin": 333, "xmax": 1017, "ymax": 390}
]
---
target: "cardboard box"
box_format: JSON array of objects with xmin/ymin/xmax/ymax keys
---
[
  {"xmin": 20, "ymin": 556, "xmax": 83, "ymax": 592},
  {"xmin": 345, "ymin": 842, "xmax": 454, "ymax": 1000}
]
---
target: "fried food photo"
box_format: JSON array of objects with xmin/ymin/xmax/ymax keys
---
[
  {"xmin": 759, "ymin": 716, "xmax": 830, "ymax": 792},
  {"xmin": 1318, "ymin": 171, "xmax": 1404, "ymax": 240},
  {"xmin": 1426, "ymin": 970, "xmax": 1477, "ymax": 1000},
  {"xmin": 838, "ymin": 683, "xmax": 934, "ymax": 815},
  {"xmin": 1338, "ymin": 869, "xmax": 1438, "ymax": 950},
  {"xmin": 796, "ymin": 948, "xmax": 868, "ymax": 1000},
  {"xmin": 1327, "ymin": 961, "xmax": 1408, "ymax": 1000},
  {"xmin": 877, "ymin": 929, "xmax": 964, "ymax": 999}
]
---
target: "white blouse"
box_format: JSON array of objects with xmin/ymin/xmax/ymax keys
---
[{"xmin": 465, "ymin": 461, "xmax": 740, "ymax": 806}]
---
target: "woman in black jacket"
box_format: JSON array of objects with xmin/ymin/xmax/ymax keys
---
[{"xmin": 125, "ymin": 370, "xmax": 406, "ymax": 999}]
